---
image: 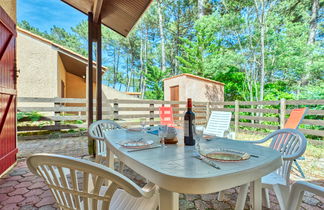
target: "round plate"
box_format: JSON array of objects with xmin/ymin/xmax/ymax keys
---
[
  {"xmin": 121, "ymin": 140, "xmax": 154, "ymax": 149},
  {"xmin": 202, "ymin": 149, "xmax": 250, "ymax": 162},
  {"xmin": 127, "ymin": 128, "xmax": 142, "ymax": 132}
]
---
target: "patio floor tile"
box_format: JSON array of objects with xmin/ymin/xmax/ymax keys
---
[
  {"xmin": 28, "ymin": 182, "xmax": 47, "ymax": 190},
  {"xmin": 8, "ymin": 187, "xmax": 29, "ymax": 196},
  {"xmin": 18, "ymin": 195, "xmax": 41, "ymax": 207},
  {"xmin": 2, "ymin": 194, "xmax": 25, "ymax": 205},
  {"xmin": 35, "ymin": 196, "xmax": 56, "ymax": 207},
  {"xmin": 24, "ymin": 189, "xmax": 44, "ymax": 197},
  {"xmin": 15, "ymin": 181, "xmax": 33, "ymax": 189},
  {"xmin": 0, "ymin": 186, "xmax": 15, "ymax": 194}
]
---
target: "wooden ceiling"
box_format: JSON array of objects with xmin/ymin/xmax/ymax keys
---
[{"xmin": 61, "ymin": 0, "xmax": 153, "ymax": 37}]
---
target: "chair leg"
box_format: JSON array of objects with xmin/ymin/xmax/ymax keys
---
[
  {"xmin": 273, "ymin": 184, "xmax": 289, "ymax": 210},
  {"xmin": 217, "ymin": 191, "xmax": 225, "ymax": 201},
  {"xmin": 235, "ymin": 184, "xmax": 249, "ymax": 210},
  {"xmin": 119, "ymin": 161, "xmax": 125, "ymax": 173},
  {"xmin": 294, "ymin": 159, "xmax": 306, "ymax": 178},
  {"xmin": 262, "ymin": 188, "xmax": 271, "ymax": 208}
]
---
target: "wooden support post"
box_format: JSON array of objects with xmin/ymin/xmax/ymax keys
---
[
  {"xmin": 87, "ymin": 12, "xmax": 94, "ymax": 156},
  {"xmin": 150, "ymin": 103, "xmax": 154, "ymax": 126},
  {"xmin": 235, "ymin": 100, "xmax": 240, "ymax": 134},
  {"xmin": 113, "ymin": 99, "xmax": 119, "ymax": 120},
  {"xmin": 280, "ymin": 98, "xmax": 286, "ymax": 129},
  {"xmin": 95, "ymin": 19, "xmax": 102, "ymax": 121},
  {"xmin": 54, "ymin": 97, "xmax": 61, "ymax": 131}
]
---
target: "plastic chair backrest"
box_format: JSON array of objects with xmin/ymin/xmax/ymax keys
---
[
  {"xmin": 89, "ymin": 120, "xmax": 122, "ymax": 163},
  {"xmin": 159, "ymin": 106, "xmax": 174, "ymax": 126},
  {"xmin": 204, "ymin": 111, "xmax": 232, "ymax": 137},
  {"xmin": 284, "ymin": 108, "xmax": 308, "ymax": 129},
  {"xmin": 266, "ymin": 129, "xmax": 307, "ymax": 185},
  {"xmin": 27, "ymin": 154, "xmax": 147, "ymax": 210}
]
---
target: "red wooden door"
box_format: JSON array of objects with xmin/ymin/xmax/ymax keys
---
[{"xmin": 0, "ymin": 6, "xmax": 17, "ymax": 176}]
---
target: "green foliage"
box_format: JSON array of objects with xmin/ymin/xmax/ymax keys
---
[
  {"xmin": 18, "ymin": 0, "xmax": 324, "ymax": 101},
  {"xmin": 19, "ymin": 20, "xmax": 86, "ymax": 56},
  {"xmin": 17, "ymin": 112, "xmax": 43, "ymax": 122},
  {"xmin": 144, "ymin": 65, "xmax": 170, "ymax": 100}
]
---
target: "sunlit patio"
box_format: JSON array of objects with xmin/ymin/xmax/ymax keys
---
[{"xmin": 0, "ymin": 0, "xmax": 323, "ymax": 209}]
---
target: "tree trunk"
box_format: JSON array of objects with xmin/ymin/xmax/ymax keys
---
[
  {"xmin": 139, "ymin": 32, "xmax": 144, "ymax": 94},
  {"xmin": 115, "ymin": 48, "xmax": 120, "ymax": 89},
  {"xmin": 113, "ymin": 47, "xmax": 116, "ymax": 88},
  {"xmin": 308, "ymin": 0, "xmax": 319, "ymax": 45},
  {"xmin": 157, "ymin": 0, "xmax": 166, "ymax": 72},
  {"xmin": 141, "ymin": 27, "xmax": 148, "ymax": 99},
  {"xmin": 259, "ymin": 0, "xmax": 266, "ymax": 102},
  {"xmin": 301, "ymin": 0, "xmax": 319, "ymax": 87},
  {"xmin": 198, "ymin": 0, "xmax": 206, "ymax": 18}
]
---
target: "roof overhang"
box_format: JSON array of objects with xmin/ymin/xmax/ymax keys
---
[
  {"xmin": 60, "ymin": 0, "xmax": 153, "ymax": 37},
  {"xmin": 163, "ymin": 73, "xmax": 225, "ymax": 86}
]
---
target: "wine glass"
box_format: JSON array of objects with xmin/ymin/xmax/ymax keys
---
[
  {"xmin": 194, "ymin": 125, "xmax": 205, "ymax": 154},
  {"xmin": 158, "ymin": 125, "xmax": 167, "ymax": 148},
  {"xmin": 140, "ymin": 118, "xmax": 146, "ymax": 132}
]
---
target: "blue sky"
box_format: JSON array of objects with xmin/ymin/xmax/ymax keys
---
[{"xmin": 17, "ymin": 0, "xmax": 86, "ymax": 32}]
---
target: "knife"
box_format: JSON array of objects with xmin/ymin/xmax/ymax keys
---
[
  {"xmin": 127, "ymin": 145, "xmax": 161, "ymax": 152},
  {"xmin": 193, "ymin": 155, "xmax": 221, "ymax": 169}
]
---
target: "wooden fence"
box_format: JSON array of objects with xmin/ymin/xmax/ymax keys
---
[{"xmin": 17, "ymin": 97, "xmax": 324, "ymax": 140}]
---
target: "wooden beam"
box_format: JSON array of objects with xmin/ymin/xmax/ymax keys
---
[
  {"xmin": 93, "ymin": 0, "xmax": 103, "ymax": 23},
  {"xmin": 96, "ymin": 20, "xmax": 102, "ymax": 121},
  {"xmin": 87, "ymin": 12, "xmax": 94, "ymax": 156}
]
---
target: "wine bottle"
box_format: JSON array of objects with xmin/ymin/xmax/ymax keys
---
[{"xmin": 184, "ymin": 98, "xmax": 195, "ymax": 146}]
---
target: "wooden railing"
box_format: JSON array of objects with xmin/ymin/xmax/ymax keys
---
[{"xmin": 17, "ymin": 97, "xmax": 324, "ymax": 140}]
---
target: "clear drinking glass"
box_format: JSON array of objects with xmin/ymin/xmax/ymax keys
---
[
  {"xmin": 140, "ymin": 118, "xmax": 146, "ymax": 132},
  {"xmin": 159, "ymin": 125, "xmax": 167, "ymax": 148},
  {"xmin": 194, "ymin": 125, "xmax": 205, "ymax": 154}
]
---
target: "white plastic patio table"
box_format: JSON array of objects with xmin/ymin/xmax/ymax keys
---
[{"xmin": 104, "ymin": 129, "xmax": 282, "ymax": 210}]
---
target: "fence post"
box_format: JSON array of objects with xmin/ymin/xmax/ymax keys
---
[
  {"xmin": 113, "ymin": 98, "xmax": 119, "ymax": 120},
  {"xmin": 280, "ymin": 98, "xmax": 286, "ymax": 129},
  {"xmin": 149, "ymin": 103, "xmax": 154, "ymax": 126},
  {"xmin": 235, "ymin": 100, "xmax": 240, "ymax": 134},
  {"xmin": 206, "ymin": 102, "xmax": 211, "ymax": 123},
  {"xmin": 54, "ymin": 97, "xmax": 61, "ymax": 131}
]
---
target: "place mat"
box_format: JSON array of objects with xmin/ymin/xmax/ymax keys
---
[
  {"xmin": 201, "ymin": 149, "xmax": 250, "ymax": 162},
  {"xmin": 203, "ymin": 135, "xmax": 214, "ymax": 140},
  {"xmin": 120, "ymin": 140, "xmax": 154, "ymax": 149}
]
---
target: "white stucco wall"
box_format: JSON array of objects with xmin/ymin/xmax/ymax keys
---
[
  {"xmin": 164, "ymin": 75, "xmax": 224, "ymax": 103},
  {"xmin": 17, "ymin": 32, "xmax": 58, "ymax": 108}
]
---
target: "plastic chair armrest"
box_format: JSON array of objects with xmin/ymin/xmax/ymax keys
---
[
  {"xmin": 293, "ymin": 181, "xmax": 324, "ymax": 196},
  {"xmin": 288, "ymin": 181, "xmax": 324, "ymax": 210},
  {"xmin": 141, "ymin": 182, "xmax": 157, "ymax": 198}
]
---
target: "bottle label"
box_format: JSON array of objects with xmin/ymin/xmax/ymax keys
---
[{"xmin": 184, "ymin": 120, "xmax": 189, "ymax": 136}]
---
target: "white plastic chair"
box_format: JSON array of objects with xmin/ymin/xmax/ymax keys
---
[
  {"xmin": 27, "ymin": 154, "xmax": 159, "ymax": 210},
  {"xmin": 88, "ymin": 120, "xmax": 122, "ymax": 170},
  {"xmin": 233, "ymin": 129, "xmax": 307, "ymax": 209},
  {"xmin": 287, "ymin": 181, "xmax": 324, "ymax": 210},
  {"xmin": 204, "ymin": 111, "xmax": 234, "ymax": 138}
]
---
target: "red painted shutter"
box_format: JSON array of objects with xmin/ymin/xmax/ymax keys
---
[{"xmin": 0, "ymin": 6, "xmax": 18, "ymax": 176}]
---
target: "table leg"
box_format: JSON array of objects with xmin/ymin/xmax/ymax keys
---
[
  {"xmin": 235, "ymin": 184, "xmax": 249, "ymax": 210},
  {"xmin": 251, "ymin": 178, "xmax": 262, "ymax": 210},
  {"xmin": 159, "ymin": 188, "xmax": 179, "ymax": 210},
  {"xmin": 107, "ymin": 149, "xmax": 114, "ymax": 169}
]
